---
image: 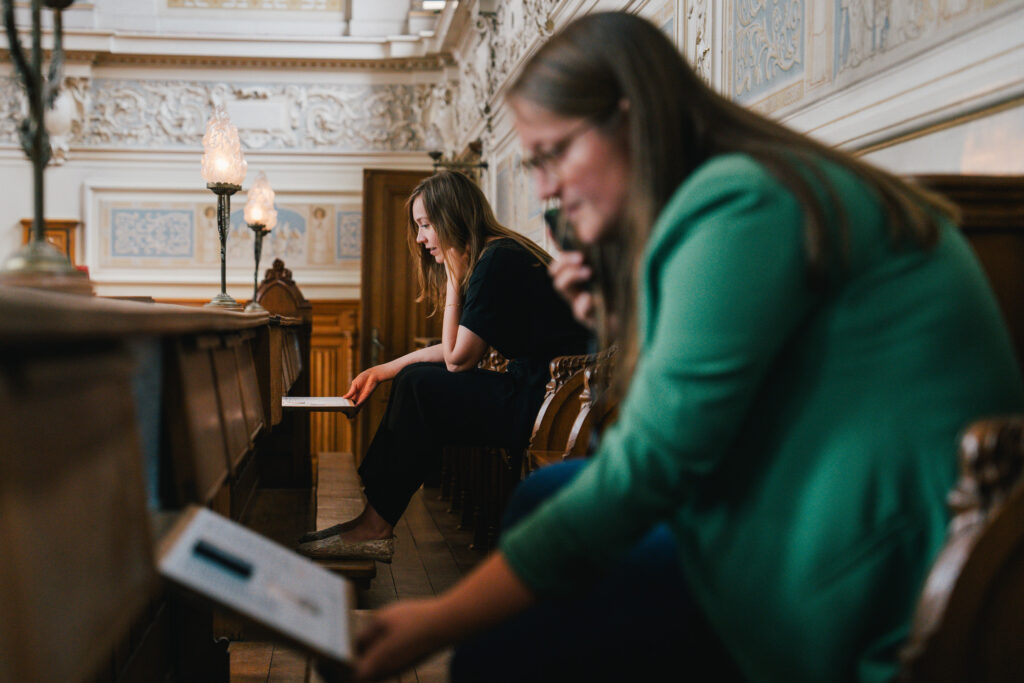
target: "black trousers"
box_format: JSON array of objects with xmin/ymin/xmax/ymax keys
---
[{"xmin": 358, "ymin": 362, "xmax": 535, "ymax": 526}]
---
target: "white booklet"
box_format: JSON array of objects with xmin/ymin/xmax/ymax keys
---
[
  {"xmin": 158, "ymin": 506, "xmax": 352, "ymax": 666},
  {"xmin": 282, "ymin": 396, "xmax": 358, "ymax": 415}
]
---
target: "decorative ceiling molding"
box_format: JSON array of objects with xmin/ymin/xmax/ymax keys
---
[
  {"xmin": 1, "ymin": 50, "xmax": 454, "ymax": 72},
  {"xmin": 165, "ymin": 0, "xmax": 344, "ymax": 9}
]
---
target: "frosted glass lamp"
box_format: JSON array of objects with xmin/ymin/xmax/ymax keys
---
[
  {"xmin": 200, "ymin": 105, "xmax": 247, "ymax": 309},
  {"xmin": 243, "ymin": 172, "xmax": 277, "ymax": 313}
]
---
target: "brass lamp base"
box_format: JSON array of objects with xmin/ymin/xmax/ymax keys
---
[
  {"xmin": 0, "ymin": 240, "xmax": 93, "ymax": 296},
  {"xmin": 3, "ymin": 239, "xmax": 75, "ymax": 274},
  {"xmin": 205, "ymin": 292, "xmax": 242, "ymax": 310},
  {"xmin": 244, "ymin": 300, "xmax": 266, "ymax": 313}
]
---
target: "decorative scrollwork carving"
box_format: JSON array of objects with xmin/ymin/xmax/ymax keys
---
[{"xmin": 0, "ymin": 77, "xmax": 441, "ymax": 152}]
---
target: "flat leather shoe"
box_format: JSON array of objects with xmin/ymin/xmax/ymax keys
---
[{"xmin": 297, "ymin": 535, "xmax": 395, "ymax": 563}]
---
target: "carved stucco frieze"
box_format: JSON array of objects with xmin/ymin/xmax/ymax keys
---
[
  {"xmin": 445, "ymin": 0, "xmax": 562, "ymax": 158},
  {"xmin": 0, "ymin": 78, "xmax": 24, "ymax": 144},
  {"xmin": 0, "ymin": 78, "xmax": 439, "ymax": 152}
]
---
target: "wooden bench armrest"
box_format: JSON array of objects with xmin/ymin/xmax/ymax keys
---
[{"xmin": 901, "ymin": 415, "xmax": 1024, "ymax": 681}]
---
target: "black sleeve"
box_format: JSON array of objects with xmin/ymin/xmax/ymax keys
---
[{"xmin": 459, "ymin": 246, "xmax": 525, "ymax": 353}]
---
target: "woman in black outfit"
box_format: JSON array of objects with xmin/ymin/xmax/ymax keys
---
[{"xmin": 298, "ymin": 171, "xmax": 590, "ymax": 562}]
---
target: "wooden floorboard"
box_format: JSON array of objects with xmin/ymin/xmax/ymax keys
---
[{"xmin": 230, "ymin": 453, "xmax": 484, "ymax": 683}]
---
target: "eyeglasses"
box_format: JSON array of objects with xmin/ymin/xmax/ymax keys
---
[{"xmin": 520, "ymin": 117, "xmax": 595, "ymax": 175}]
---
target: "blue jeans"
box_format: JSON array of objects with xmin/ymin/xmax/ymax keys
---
[{"xmin": 450, "ymin": 460, "xmax": 743, "ymax": 682}]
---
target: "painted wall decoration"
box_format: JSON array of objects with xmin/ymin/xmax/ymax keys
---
[
  {"xmin": 726, "ymin": 0, "xmax": 1015, "ymax": 116},
  {"xmin": 732, "ymin": 0, "xmax": 805, "ymax": 102},
  {"xmin": 86, "ymin": 186, "xmax": 360, "ymax": 284}
]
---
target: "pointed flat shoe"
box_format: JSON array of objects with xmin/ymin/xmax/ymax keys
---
[
  {"xmin": 297, "ymin": 535, "xmax": 395, "ymax": 563},
  {"xmin": 299, "ymin": 523, "xmax": 348, "ymax": 544}
]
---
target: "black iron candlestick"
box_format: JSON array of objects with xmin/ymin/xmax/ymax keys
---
[
  {"xmin": 205, "ymin": 182, "xmax": 242, "ymax": 309},
  {"xmin": 244, "ymin": 222, "xmax": 270, "ymax": 313}
]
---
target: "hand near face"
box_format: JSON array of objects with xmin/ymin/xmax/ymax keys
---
[
  {"xmin": 549, "ymin": 249, "xmax": 596, "ymax": 329},
  {"xmin": 444, "ymin": 246, "xmax": 471, "ymax": 286}
]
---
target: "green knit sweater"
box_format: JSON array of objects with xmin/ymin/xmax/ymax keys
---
[{"xmin": 500, "ymin": 153, "xmax": 1024, "ymax": 682}]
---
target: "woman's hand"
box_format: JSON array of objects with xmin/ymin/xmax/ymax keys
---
[
  {"xmin": 354, "ymin": 599, "xmax": 449, "ymax": 681},
  {"xmin": 444, "ymin": 246, "xmax": 471, "ymax": 286},
  {"xmin": 343, "ymin": 366, "xmax": 388, "ymax": 407},
  {"xmin": 549, "ymin": 250, "xmax": 596, "ymax": 329}
]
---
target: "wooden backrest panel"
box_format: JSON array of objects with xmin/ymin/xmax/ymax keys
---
[
  {"xmin": 236, "ymin": 336, "xmax": 265, "ymax": 443},
  {"xmin": 165, "ymin": 338, "xmax": 231, "ymax": 506},
  {"xmin": 212, "ymin": 340, "xmax": 251, "ymax": 472},
  {"xmin": 0, "ymin": 350, "xmax": 156, "ymax": 682},
  {"xmin": 912, "ymin": 175, "xmax": 1024, "ymax": 369},
  {"xmin": 255, "ymin": 258, "xmax": 313, "ymax": 323}
]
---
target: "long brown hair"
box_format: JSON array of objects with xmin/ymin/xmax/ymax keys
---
[
  {"xmin": 407, "ymin": 170, "xmax": 551, "ymax": 314},
  {"xmin": 508, "ymin": 11, "xmax": 956, "ymax": 390}
]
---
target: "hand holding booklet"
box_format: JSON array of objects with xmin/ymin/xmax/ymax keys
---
[{"xmin": 158, "ymin": 506, "xmax": 352, "ymax": 672}]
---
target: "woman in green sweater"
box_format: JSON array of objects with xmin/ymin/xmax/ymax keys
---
[{"xmin": 353, "ymin": 12, "xmax": 1024, "ymax": 682}]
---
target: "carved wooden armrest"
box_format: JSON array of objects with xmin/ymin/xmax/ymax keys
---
[
  {"xmin": 946, "ymin": 416, "xmax": 1024, "ymax": 533},
  {"xmin": 478, "ymin": 347, "xmax": 509, "ymax": 372},
  {"xmin": 901, "ymin": 415, "xmax": 1024, "ymax": 681},
  {"xmin": 543, "ymin": 353, "xmax": 596, "ymax": 399}
]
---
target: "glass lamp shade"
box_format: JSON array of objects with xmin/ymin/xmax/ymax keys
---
[
  {"xmin": 44, "ymin": 91, "xmax": 75, "ymax": 138},
  {"xmin": 244, "ymin": 172, "xmax": 277, "ymax": 231},
  {"xmin": 200, "ymin": 105, "xmax": 247, "ymax": 187}
]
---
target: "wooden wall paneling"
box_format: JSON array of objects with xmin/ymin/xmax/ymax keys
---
[
  {"xmin": 0, "ymin": 348, "xmax": 156, "ymax": 682},
  {"xmin": 163, "ymin": 336, "xmax": 231, "ymax": 513},
  {"xmin": 311, "ymin": 344, "xmax": 339, "ymax": 452},
  {"xmin": 20, "ymin": 217, "xmax": 79, "ymax": 265},
  {"xmin": 310, "ymin": 300, "xmax": 359, "ymax": 454}
]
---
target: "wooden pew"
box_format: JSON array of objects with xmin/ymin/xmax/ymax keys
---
[
  {"xmin": 0, "ymin": 288, "xmax": 286, "ymax": 682},
  {"xmin": 527, "ymin": 347, "xmax": 617, "ymax": 472},
  {"xmin": 252, "ymin": 258, "xmax": 314, "ymax": 490},
  {"xmin": 527, "ymin": 353, "xmax": 597, "ymax": 471},
  {"xmin": 898, "ymin": 175, "xmax": 1024, "ymax": 680},
  {"xmin": 440, "ymin": 347, "xmax": 619, "ymax": 550},
  {"xmin": 0, "ymin": 282, "xmax": 327, "ymax": 682}
]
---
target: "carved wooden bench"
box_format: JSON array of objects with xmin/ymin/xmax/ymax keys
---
[
  {"xmin": 901, "ymin": 416, "xmax": 1024, "ymax": 681},
  {"xmin": 527, "ymin": 347, "xmax": 617, "ymax": 472}
]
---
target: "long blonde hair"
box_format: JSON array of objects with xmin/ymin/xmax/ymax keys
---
[
  {"xmin": 508, "ymin": 11, "xmax": 956, "ymax": 392},
  {"xmin": 407, "ymin": 171, "xmax": 551, "ymax": 314}
]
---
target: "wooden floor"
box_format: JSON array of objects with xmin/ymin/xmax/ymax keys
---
[{"xmin": 230, "ymin": 452, "xmax": 483, "ymax": 682}]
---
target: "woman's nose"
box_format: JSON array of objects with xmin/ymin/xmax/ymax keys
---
[
  {"xmin": 533, "ymin": 167, "xmax": 560, "ymax": 202},
  {"xmin": 415, "ymin": 228, "xmax": 426, "ymax": 243}
]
